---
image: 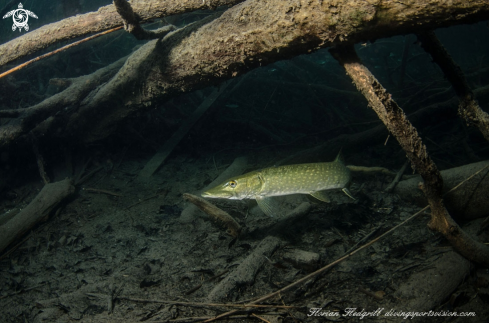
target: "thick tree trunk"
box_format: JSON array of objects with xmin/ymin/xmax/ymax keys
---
[
  {"xmin": 1, "ymin": 0, "xmax": 488, "ymax": 146},
  {"xmin": 63, "ymin": 0, "xmax": 489, "ymax": 143},
  {"xmin": 0, "ymin": 0, "xmax": 244, "ymax": 67}
]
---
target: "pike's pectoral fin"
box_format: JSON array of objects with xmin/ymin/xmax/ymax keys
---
[
  {"xmin": 342, "ymin": 188, "xmax": 356, "ymax": 200},
  {"xmin": 310, "ymin": 191, "xmax": 331, "ymax": 203},
  {"xmin": 255, "ymin": 196, "xmax": 280, "ymax": 217}
]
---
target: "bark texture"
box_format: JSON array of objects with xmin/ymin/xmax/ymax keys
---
[
  {"xmin": 0, "ymin": 0, "xmax": 244, "ymax": 67},
  {"xmin": 1, "ymin": 0, "xmax": 489, "ymax": 146},
  {"xmin": 330, "ymin": 44, "xmax": 489, "ymax": 267},
  {"xmin": 69, "ymin": 0, "xmax": 489, "ymax": 143}
]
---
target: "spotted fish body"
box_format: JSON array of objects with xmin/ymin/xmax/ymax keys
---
[{"xmin": 201, "ymin": 152, "xmax": 352, "ymax": 216}]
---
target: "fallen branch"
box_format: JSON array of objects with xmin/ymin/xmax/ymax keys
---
[
  {"xmin": 395, "ymin": 161, "xmax": 489, "ymax": 220},
  {"xmin": 0, "ymin": 27, "xmax": 122, "ymax": 79},
  {"xmin": 113, "ymin": 0, "xmax": 176, "ymax": 40},
  {"xmin": 207, "ymin": 236, "xmax": 283, "ymax": 302},
  {"xmin": 204, "ymin": 206, "xmax": 431, "ymax": 322},
  {"xmin": 385, "ymin": 160, "xmax": 409, "ymax": 193},
  {"xmin": 0, "ymin": 178, "xmax": 75, "ymax": 254},
  {"xmin": 82, "ymin": 188, "xmax": 122, "ymax": 197},
  {"xmin": 329, "ymin": 44, "xmax": 489, "ymax": 266},
  {"xmin": 180, "ymin": 156, "xmax": 248, "ymax": 223},
  {"xmin": 183, "ymin": 193, "xmax": 241, "ymax": 238},
  {"xmin": 417, "ymin": 31, "xmax": 489, "ymax": 142},
  {"xmin": 2, "ymin": 0, "xmax": 488, "ymax": 148},
  {"xmin": 116, "ymin": 296, "xmax": 297, "ymax": 309},
  {"xmin": 0, "ymin": 0, "xmax": 244, "ymax": 67}
]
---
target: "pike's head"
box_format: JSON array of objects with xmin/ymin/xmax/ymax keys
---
[{"xmin": 201, "ymin": 171, "xmax": 262, "ymax": 200}]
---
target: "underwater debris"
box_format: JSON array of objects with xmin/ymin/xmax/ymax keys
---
[
  {"xmin": 183, "ymin": 193, "xmax": 241, "ymax": 238},
  {"xmin": 0, "ymin": 178, "xmax": 75, "ymax": 254}
]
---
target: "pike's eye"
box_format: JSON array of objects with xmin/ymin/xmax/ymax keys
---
[{"xmin": 229, "ymin": 180, "xmax": 237, "ymax": 188}]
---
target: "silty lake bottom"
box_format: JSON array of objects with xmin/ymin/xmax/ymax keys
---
[{"xmin": 0, "ymin": 2, "xmax": 488, "ymax": 322}]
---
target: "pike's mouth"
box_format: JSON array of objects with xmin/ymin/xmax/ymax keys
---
[{"xmin": 201, "ymin": 191, "xmax": 232, "ymax": 198}]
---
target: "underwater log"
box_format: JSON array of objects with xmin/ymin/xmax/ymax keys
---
[
  {"xmin": 395, "ymin": 160, "xmax": 489, "ymax": 220},
  {"xmin": 207, "ymin": 236, "xmax": 282, "ymax": 301},
  {"xmin": 183, "ymin": 193, "xmax": 241, "ymax": 238},
  {"xmin": 0, "ymin": 178, "xmax": 75, "ymax": 254},
  {"xmin": 0, "ymin": 0, "xmax": 244, "ymax": 67},
  {"xmin": 330, "ymin": 44, "xmax": 489, "ymax": 267}
]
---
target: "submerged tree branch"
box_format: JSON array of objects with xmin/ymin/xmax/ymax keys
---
[
  {"xmin": 330, "ymin": 44, "xmax": 489, "ymax": 266},
  {"xmin": 0, "ymin": 0, "xmax": 244, "ymax": 67},
  {"xmin": 113, "ymin": 0, "xmax": 176, "ymax": 40},
  {"xmin": 417, "ymin": 31, "xmax": 489, "ymax": 142},
  {"xmin": 1, "ymin": 0, "xmax": 488, "ymax": 147}
]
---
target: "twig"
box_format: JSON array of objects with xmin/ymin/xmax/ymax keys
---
[
  {"xmin": 126, "ymin": 190, "xmax": 168, "ymax": 210},
  {"xmin": 75, "ymin": 166, "xmax": 104, "ymax": 186},
  {"xmin": 0, "ymin": 27, "xmax": 122, "ymax": 79},
  {"xmin": 343, "ymin": 225, "xmax": 381, "ymax": 255},
  {"xmin": 203, "ymin": 205, "xmax": 430, "ymax": 322},
  {"xmin": 251, "ymin": 313, "xmax": 271, "ymax": 323},
  {"xmin": 385, "ymin": 160, "xmax": 409, "ymax": 193},
  {"xmin": 31, "ymin": 138, "xmax": 50, "ymax": 184},
  {"xmin": 116, "ymin": 297, "xmax": 298, "ymax": 309},
  {"xmin": 0, "ymin": 282, "xmax": 47, "ymax": 299},
  {"xmin": 82, "ymin": 188, "xmax": 122, "ymax": 197}
]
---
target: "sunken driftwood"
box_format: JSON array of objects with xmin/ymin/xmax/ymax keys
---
[
  {"xmin": 207, "ymin": 236, "xmax": 282, "ymax": 302},
  {"xmin": 0, "ymin": 178, "xmax": 75, "ymax": 254},
  {"xmin": 330, "ymin": 44, "xmax": 489, "ymax": 266},
  {"xmin": 183, "ymin": 193, "xmax": 242, "ymax": 238},
  {"xmin": 391, "ymin": 218, "xmax": 485, "ymax": 312},
  {"xmin": 0, "ymin": 56, "xmax": 127, "ymax": 144},
  {"xmin": 1, "ymin": 0, "xmax": 489, "ymax": 148},
  {"xmin": 392, "ymin": 250, "xmax": 471, "ymax": 312},
  {"xmin": 180, "ymin": 156, "xmax": 248, "ymax": 223},
  {"xmin": 138, "ymin": 82, "xmax": 230, "ymax": 178},
  {"xmin": 395, "ymin": 160, "xmax": 489, "ymax": 220}
]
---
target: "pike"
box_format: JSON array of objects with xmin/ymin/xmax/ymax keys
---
[{"xmin": 201, "ymin": 152, "xmax": 354, "ymax": 217}]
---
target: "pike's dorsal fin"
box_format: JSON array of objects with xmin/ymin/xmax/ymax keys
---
[
  {"xmin": 310, "ymin": 191, "xmax": 331, "ymax": 203},
  {"xmin": 256, "ymin": 196, "xmax": 280, "ymax": 217},
  {"xmin": 334, "ymin": 149, "xmax": 345, "ymax": 164}
]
